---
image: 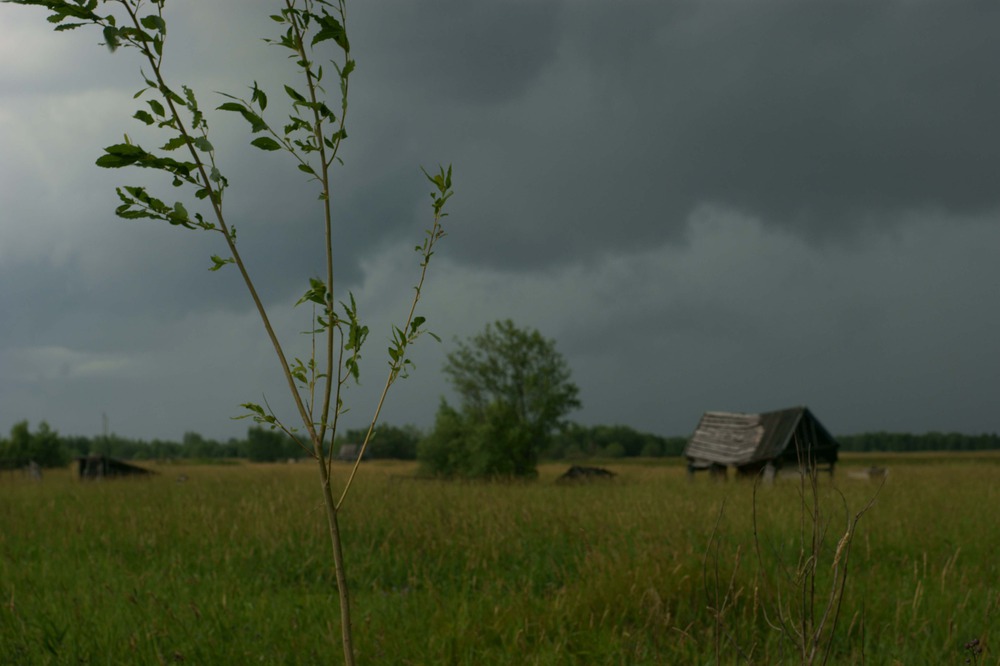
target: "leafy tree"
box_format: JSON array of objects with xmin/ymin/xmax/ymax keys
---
[
  {"xmin": 420, "ymin": 320, "xmax": 580, "ymax": 477},
  {"xmin": 30, "ymin": 421, "xmax": 69, "ymax": 467},
  {"xmin": 0, "ymin": 421, "xmax": 69, "ymax": 468},
  {"xmin": 0, "ymin": 421, "xmax": 32, "ymax": 466}
]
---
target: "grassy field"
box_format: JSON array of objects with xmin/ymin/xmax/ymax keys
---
[{"xmin": 1, "ymin": 454, "xmax": 997, "ymax": 664}]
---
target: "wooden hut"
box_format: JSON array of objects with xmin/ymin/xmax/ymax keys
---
[
  {"xmin": 76, "ymin": 455, "xmax": 155, "ymax": 480},
  {"xmin": 335, "ymin": 444, "xmax": 369, "ymax": 462},
  {"xmin": 684, "ymin": 406, "xmax": 839, "ymax": 480}
]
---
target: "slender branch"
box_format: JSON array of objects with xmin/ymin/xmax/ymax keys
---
[
  {"xmin": 284, "ymin": 0, "xmax": 351, "ymax": 451},
  {"xmin": 327, "ymin": 337, "xmax": 347, "ymax": 482},
  {"xmin": 117, "ymin": 1, "xmax": 319, "ymax": 452},
  {"xmin": 336, "ymin": 208, "xmax": 445, "ymax": 510},
  {"xmin": 280, "ymin": 5, "xmax": 357, "ymax": 663}
]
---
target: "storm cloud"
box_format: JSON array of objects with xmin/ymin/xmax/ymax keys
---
[{"xmin": 1, "ymin": 1, "xmax": 998, "ymax": 441}]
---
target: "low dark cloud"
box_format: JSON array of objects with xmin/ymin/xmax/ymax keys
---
[
  {"xmin": 375, "ymin": 1, "xmax": 1000, "ymax": 270},
  {"xmin": 358, "ymin": 0, "xmax": 562, "ymax": 105}
]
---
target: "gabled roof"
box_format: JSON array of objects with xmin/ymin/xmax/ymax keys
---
[{"xmin": 684, "ymin": 406, "xmax": 838, "ymax": 467}]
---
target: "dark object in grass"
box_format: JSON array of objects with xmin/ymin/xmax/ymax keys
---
[
  {"xmin": 75, "ymin": 455, "xmax": 156, "ymax": 480},
  {"xmin": 558, "ymin": 465, "xmax": 616, "ymax": 483}
]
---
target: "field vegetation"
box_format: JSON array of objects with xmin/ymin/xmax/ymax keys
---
[{"xmin": 2, "ymin": 454, "xmax": 997, "ymax": 664}]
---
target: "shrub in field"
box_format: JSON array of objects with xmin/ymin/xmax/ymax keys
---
[
  {"xmin": 7, "ymin": 1, "xmax": 451, "ymax": 663},
  {"xmin": 419, "ymin": 319, "xmax": 580, "ymax": 478}
]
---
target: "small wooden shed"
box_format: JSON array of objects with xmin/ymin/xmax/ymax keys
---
[
  {"xmin": 76, "ymin": 455, "xmax": 155, "ymax": 480},
  {"xmin": 684, "ymin": 406, "xmax": 839, "ymax": 479},
  {"xmin": 335, "ymin": 444, "xmax": 369, "ymax": 462}
]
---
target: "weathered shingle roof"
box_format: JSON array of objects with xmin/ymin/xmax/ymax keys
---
[{"xmin": 684, "ymin": 406, "xmax": 838, "ymax": 467}]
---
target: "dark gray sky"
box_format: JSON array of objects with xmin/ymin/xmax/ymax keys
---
[{"xmin": 2, "ymin": 1, "xmax": 999, "ymax": 442}]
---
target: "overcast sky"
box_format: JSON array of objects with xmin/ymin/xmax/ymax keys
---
[{"xmin": 2, "ymin": 1, "xmax": 999, "ymax": 443}]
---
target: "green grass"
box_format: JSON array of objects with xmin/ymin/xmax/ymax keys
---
[{"xmin": 1, "ymin": 457, "xmax": 997, "ymax": 664}]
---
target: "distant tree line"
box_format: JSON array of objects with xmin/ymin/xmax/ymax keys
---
[
  {"xmin": 0, "ymin": 421, "xmax": 301, "ymax": 467},
  {"xmin": 837, "ymin": 431, "xmax": 1000, "ymax": 452},
  {"xmin": 544, "ymin": 423, "xmax": 688, "ymax": 460},
  {"xmin": 334, "ymin": 425, "xmax": 423, "ymax": 460},
  {"xmin": 3, "ymin": 419, "xmax": 999, "ymax": 470},
  {"xmin": 0, "ymin": 421, "xmax": 426, "ymax": 468}
]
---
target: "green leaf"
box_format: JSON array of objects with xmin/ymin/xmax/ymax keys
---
[
  {"xmin": 168, "ymin": 201, "xmax": 192, "ymax": 227},
  {"xmin": 161, "ymin": 136, "xmax": 187, "ymax": 151},
  {"xmin": 296, "ymin": 277, "xmax": 329, "ymax": 308},
  {"xmin": 235, "ymin": 403, "xmax": 274, "ymax": 423},
  {"xmin": 250, "ymin": 136, "xmax": 282, "ymax": 151},
  {"xmin": 95, "ymin": 143, "xmax": 146, "ymax": 168},
  {"xmin": 209, "ymin": 255, "xmax": 234, "ymax": 272},
  {"xmin": 162, "ymin": 86, "xmax": 185, "ymax": 106},
  {"xmin": 102, "ymin": 25, "xmax": 120, "ymax": 52},
  {"xmin": 117, "ymin": 26, "xmax": 153, "ymax": 43},
  {"xmin": 147, "ymin": 99, "xmax": 165, "ymax": 116},
  {"xmin": 53, "ymin": 22, "xmax": 89, "ymax": 32},
  {"xmin": 38, "ymin": 2, "xmax": 102, "ymax": 26},
  {"xmin": 217, "ymin": 102, "xmax": 267, "ymax": 133},
  {"xmin": 139, "ymin": 14, "xmax": 166, "ymax": 34},
  {"xmin": 283, "ymin": 85, "xmax": 306, "ymax": 104},
  {"xmin": 311, "ymin": 12, "xmax": 350, "ymax": 52},
  {"xmin": 297, "ymin": 163, "xmax": 316, "ymax": 176},
  {"xmin": 251, "ymin": 81, "xmax": 267, "ymax": 111},
  {"xmin": 133, "ymin": 110, "xmax": 155, "ymax": 125},
  {"xmin": 243, "ymin": 402, "xmax": 265, "ymax": 416},
  {"xmin": 192, "ymin": 136, "xmax": 213, "ymax": 152}
]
